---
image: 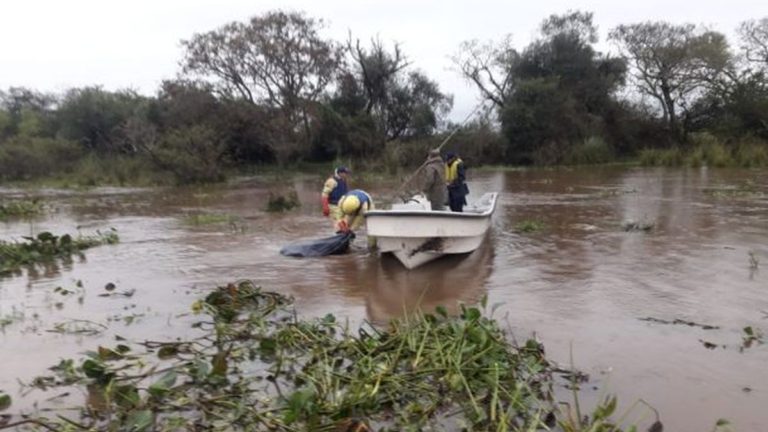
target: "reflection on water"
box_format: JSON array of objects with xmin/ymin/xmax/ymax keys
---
[
  {"xmin": 1, "ymin": 167, "xmax": 768, "ymax": 431},
  {"xmin": 365, "ymin": 237, "xmax": 494, "ymax": 324}
]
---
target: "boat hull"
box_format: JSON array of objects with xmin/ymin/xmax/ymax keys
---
[
  {"xmin": 378, "ymin": 234, "xmax": 487, "ymax": 269},
  {"xmin": 365, "ymin": 192, "xmax": 498, "ymax": 269}
]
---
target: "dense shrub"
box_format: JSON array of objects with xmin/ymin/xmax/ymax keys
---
[
  {"xmin": 563, "ymin": 136, "xmax": 615, "ymax": 165},
  {"xmin": 0, "ymin": 137, "xmax": 83, "ymax": 180},
  {"xmin": 56, "ymin": 87, "xmax": 148, "ymax": 153},
  {"xmin": 638, "ymin": 147, "xmax": 684, "ymax": 166},
  {"xmin": 146, "ymin": 126, "xmax": 228, "ymax": 184},
  {"xmin": 734, "ymin": 138, "xmax": 768, "ymax": 167}
]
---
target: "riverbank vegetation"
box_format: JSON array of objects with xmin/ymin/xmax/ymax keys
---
[
  {"xmin": 0, "ymin": 230, "xmax": 119, "ymax": 276},
  {"xmin": 1, "ymin": 11, "xmax": 767, "ymax": 187},
  {"xmin": 0, "ymin": 280, "xmax": 654, "ymax": 431}
]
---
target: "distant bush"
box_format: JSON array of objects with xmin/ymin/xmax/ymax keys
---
[
  {"xmin": 266, "ymin": 190, "xmax": 300, "ymax": 212},
  {"xmin": 0, "ymin": 137, "xmax": 83, "ymax": 180},
  {"xmin": 638, "ymin": 147, "xmax": 684, "ymax": 166},
  {"xmin": 734, "ymin": 138, "xmax": 768, "ymax": 167},
  {"xmin": 687, "ymin": 132, "xmax": 734, "ymax": 167},
  {"xmin": 563, "ymin": 136, "xmax": 615, "ymax": 165},
  {"xmin": 380, "ymin": 139, "xmax": 437, "ymax": 173},
  {"xmin": 56, "ymin": 87, "xmax": 148, "ymax": 153},
  {"xmin": 639, "ymin": 135, "xmax": 768, "ymax": 168},
  {"xmin": 67, "ymin": 154, "xmax": 166, "ymax": 187},
  {"xmin": 144, "ymin": 126, "xmax": 228, "ymax": 184}
]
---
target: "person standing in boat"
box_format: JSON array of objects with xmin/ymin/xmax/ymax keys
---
[
  {"xmin": 321, "ymin": 166, "xmax": 350, "ymax": 227},
  {"xmin": 445, "ymin": 152, "xmax": 468, "ymax": 212},
  {"xmin": 421, "ymin": 149, "xmax": 446, "ymax": 211}
]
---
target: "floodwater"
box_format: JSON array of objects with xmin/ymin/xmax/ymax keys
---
[{"xmin": 1, "ymin": 167, "xmax": 767, "ymax": 431}]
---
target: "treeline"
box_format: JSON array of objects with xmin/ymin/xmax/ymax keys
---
[
  {"xmin": 1, "ymin": 11, "xmax": 767, "ymax": 185},
  {"xmin": 454, "ymin": 11, "xmax": 768, "ymax": 165}
]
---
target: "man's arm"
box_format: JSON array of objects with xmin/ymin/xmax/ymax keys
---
[{"xmin": 321, "ymin": 178, "xmax": 337, "ymax": 197}]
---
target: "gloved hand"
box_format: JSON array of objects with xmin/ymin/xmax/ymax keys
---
[
  {"xmin": 321, "ymin": 196, "xmax": 330, "ymax": 217},
  {"xmin": 336, "ymin": 219, "xmax": 350, "ymax": 233}
]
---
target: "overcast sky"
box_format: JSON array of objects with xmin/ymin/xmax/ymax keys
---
[{"xmin": 2, "ymin": 0, "xmax": 766, "ymax": 120}]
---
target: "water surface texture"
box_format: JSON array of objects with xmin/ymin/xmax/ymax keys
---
[{"xmin": 1, "ymin": 167, "xmax": 767, "ymax": 431}]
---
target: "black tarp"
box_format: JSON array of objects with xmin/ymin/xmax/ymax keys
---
[{"xmin": 280, "ymin": 232, "xmax": 354, "ymax": 257}]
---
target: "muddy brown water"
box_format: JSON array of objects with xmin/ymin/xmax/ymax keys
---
[{"xmin": 1, "ymin": 167, "xmax": 767, "ymax": 431}]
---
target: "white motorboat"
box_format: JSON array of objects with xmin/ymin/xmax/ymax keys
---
[{"xmin": 365, "ymin": 192, "xmax": 498, "ymax": 269}]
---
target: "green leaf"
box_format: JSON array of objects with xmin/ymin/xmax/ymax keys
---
[
  {"xmin": 157, "ymin": 345, "xmax": 179, "ymax": 360},
  {"xmin": 463, "ymin": 307, "xmax": 481, "ymax": 321},
  {"xmin": 259, "ymin": 337, "xmax": 277, "ymax": 357},
  {"xmin": 114, "ymin": 384, "xmax": 140, "ymax": 409},
  {"xmin": 190, "ymin": 359, "xmax": 210, "ymax": 382},
  {"xmin": 0, "ymin": 393, "xmax": 11, "ymax": 411},
  {"xmin": 716, "ymin": 419, "xmax": 730, "ymax": 426},
  {"xmin": 435, "ymin": 305, "xmax": 448, "ymax": 318},
  {"xmin": 82, "ymin": 359, "xmax": 107, "ymax": 380},
  {"xmin": 283, "ymin": 387, "xmax": 316, "ymax": 424},
  {"xmin": 125, "ymin": 409, "xmax": 153, "ymax": 431},
  {"xmin": 98, "ymin": 346, "xmax": 124, "ymax": 361},
  {"xmin": 211, "ymin": 352, "xmax": 228, "ymax": 377},
  {"xmin": 148, "ymin": 371, "xmax": 177, "ymax": 397},
  {"xmin": 37, "ymin": 232, "xmax": 55, "ymax": 242}
]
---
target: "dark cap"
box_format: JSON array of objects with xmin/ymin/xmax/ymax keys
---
[
  {"xmin": 335, "ymin": 166, "xmax": 350, "ymax": 174},
  {"xmin": 445, "ymin": 152, "xmax": 456, "ymax": 160}
]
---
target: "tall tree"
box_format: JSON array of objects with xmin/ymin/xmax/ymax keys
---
[
  {"xmin": 347, "ymin": 37, "xmax": 410, "ymax": 115},
  {"xmin": 500, "ymin": 11, "xmax": 626, "ymax": 164},
  {"xmin": 452, "ymin": 35, "xmax": 518, "ymax": 109},
  {"xmin": 341, "ymin": 37, "xmax": 452, "ymax": 141},
  {"xmin": 609, "ymin": 22, "xmax": 732, "ymax": 138},
  {"xmin": 182, "ymin": 11, "xmax": 342, "ymax": 111},
  {"xmin": 737, "ymin": 17, "xmax": 768, "ymax": 69},
  {"xmin": 181, "ymin": 10, "xmax": 343, "ymax": 153},
  {"xmin": 385, "ymin": 71, "xmax": 453, "ymax": 140}
]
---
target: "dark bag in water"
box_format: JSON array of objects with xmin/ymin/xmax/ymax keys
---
[{"xmin": 280, "ymin": 232, "xmax": 354, "ymax": 257}]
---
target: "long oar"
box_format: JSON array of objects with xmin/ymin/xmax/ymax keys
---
[{"xmin": 389, "ymin": 102, "xmax": 486, "ymax": 203}]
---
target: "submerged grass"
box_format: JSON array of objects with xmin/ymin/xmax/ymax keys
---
[
  {"xmin": 6, "ymin": 281, "xmax": 649, "ymax": 431},
  {"xmin": 0, "ymin": 229, "xmax": 119, "ymax": 276}
]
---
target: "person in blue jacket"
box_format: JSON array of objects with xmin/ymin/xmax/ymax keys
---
[{"xmin": 320, "ymin": 166, "xmax": 350, "ymax": 227}]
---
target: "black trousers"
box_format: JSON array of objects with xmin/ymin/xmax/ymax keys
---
[{"xmin": 448, "ymin": 189, "xmax": 465, "ymax": 212}]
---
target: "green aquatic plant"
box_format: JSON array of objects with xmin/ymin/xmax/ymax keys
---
[
  {"xmin": 0, "ymin": 308, "xmax": 25, "ymax": 331},
  {"xmin": 514, "ymin": 219, "xmax": 546, "ymax": 233},
  {"xmin": 0, "ymin": 198, "xmax": 44, "ymax": 220},
  {"xmin": 742, "ymin": 326, "xmax": 764, "ymax": 350},
  {"xmin": 9, "ymin": 281, "xmax": 649, "ymax": 432},
  {"xmin": 184, "ymin": 212, "xmax": 238, "ymax": 225},
  {"xmin": 0, "ymin": 229, "xmax": 119, "ymax": 276}
]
